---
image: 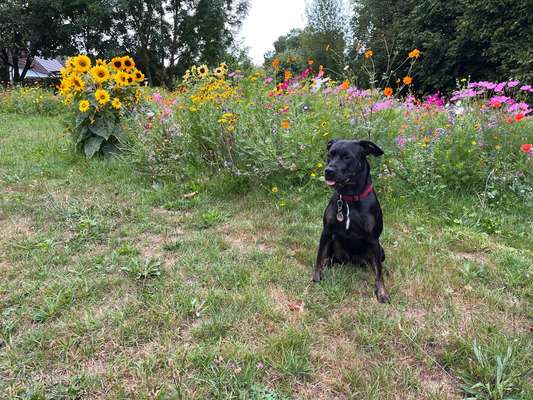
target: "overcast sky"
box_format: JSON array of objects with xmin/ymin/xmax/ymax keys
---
[{"xmin": 238, "ymin": 0, "xmax": 307, "ymax": 65}]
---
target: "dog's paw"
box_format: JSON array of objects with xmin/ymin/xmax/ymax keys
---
[
  {"xmin": 312, "ymin": 276, "xmax": 321, "ymax": 283},
  {"xmin": 375, "ymin": 289, "xmax": 390, "ymax": 304}
]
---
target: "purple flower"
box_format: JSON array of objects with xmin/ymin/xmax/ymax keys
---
[
  {"xmin": 395, "ymin": 136, "xmax": 407, "ymax": 148},
  {"xmin": 450, "ymin": 88, "xmax": 480, "ymax": 101},
  {"xmin": 369, "ymin": 99, "xmax": 394, "ymax": 113},
  {"xmin": 507, "ymin": 102, "xmax": 531, "ymax": 115},
  {"xmin": 494, "ymin": 82, "xmax": 506, "ymax": 92},
  {"xmin": 507, "ymin": 80, "xmax": 520, "ymax": 88}
]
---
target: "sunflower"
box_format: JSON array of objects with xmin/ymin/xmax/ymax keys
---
[
  {"xmin": 114, "ymin": 71, "xmax": 129, "ymax": 86},
  {"xmin": 71, "ymin": 75, "xmax": 85, "ymax": 92},
  {"xmin": 95, "ymin": 89, "xmax": 110, "ymax": 105},
  {"xmin": 198, "ymin": 64, "xmax": 209, "ymax": 78},
  {"xmin": 90, "ymin": 65, "xmax": 110, "ymax": 83},
  {"xmin": 182, "ymin": 69, "xmax": 191, "ymax": 81},
  {"xmin": 133, "ymin": 69, "xmax": 144, "ymax": 82},
  {"xmin": 96, "ymin": 59, "xmax": 107, "ymax": 66},
  {"xmin": 111, "ymin": 97, "xmax": 122, "ymax": 109},
  {"xmin": 63, "ymin": 94, "xmax": 73, "ymax": 105},
  {"xmin": 79, "ymin": 100, "xmax": 90, "ymax": 112},
  {"xmin": 126, "ymin": 74, "xmax": 134, "ymax": 85},
  {"xmin": 383, "ymin": 87, "xmax": 393, "ymax": 97},
  {"xmin": 402, "ymin": 76, "xmax": 413, "ymax": 85},
  {"xmin": 111, "ymin": 57, "xmax": 124, "ymax": 71},
  {"xmin": 74, "ymin": 55, "xmax": 91, "ymax": 73},
  {"xmin": 122, "ymin": 56, "xmax": 135, "ymax": 71},
  {"xmin": 58, "ymin": 79, "xmax": 72, "ymax": 96},
  {"xmin": 213, "ymin": 67, "xmax": 224, "ymax": 79}
]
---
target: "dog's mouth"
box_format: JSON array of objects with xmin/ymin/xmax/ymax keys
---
[{"xmin": 325, "ymin": 180, "xmax": 336, "ymax": 188}]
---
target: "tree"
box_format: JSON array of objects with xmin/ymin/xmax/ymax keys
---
[{"xmin": 0, "ymin": 0, "xmax": 68, "ymax": 82}]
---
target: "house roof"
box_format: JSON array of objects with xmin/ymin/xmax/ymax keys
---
[{"xmin": 18, "ymin": 56, "xmax": 64, "ymax": 75}]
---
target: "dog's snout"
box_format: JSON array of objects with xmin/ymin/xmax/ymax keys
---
[{"xmin": 324, "ymin": 167, "xmax": 335, "ymax": 178}]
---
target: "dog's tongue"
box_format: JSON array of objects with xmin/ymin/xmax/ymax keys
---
[{"xmin": 325, "ymin": 180, "xmax": 336, "ymax": 187}]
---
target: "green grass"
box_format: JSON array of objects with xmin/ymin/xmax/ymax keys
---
[{"xmin": 1, "ymin": 113, "xmax": 531, "ymax": 399}]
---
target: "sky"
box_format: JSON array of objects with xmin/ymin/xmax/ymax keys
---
[{"xmin": 239, "ymin": 0, "xmax": 307, "ymax": 65}]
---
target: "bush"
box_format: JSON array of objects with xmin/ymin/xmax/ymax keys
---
[{"xmin": 57, "ymin": 55, "xmax": 146, "ymax": 158}]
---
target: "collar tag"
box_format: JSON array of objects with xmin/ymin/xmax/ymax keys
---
[{"xmin": 336, "ymin": 199, "xmax": 344, "ymax": 222}]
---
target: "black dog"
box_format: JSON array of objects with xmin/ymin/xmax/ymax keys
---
[{"xmin": 312, "ymin": 139, "xmax": 390, "ymax": 303}]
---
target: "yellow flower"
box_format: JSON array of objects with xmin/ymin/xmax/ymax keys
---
[
  {"xmin": 79, "ymin": 100, "xmax": 90, "ymax": 112},
  {"xmin": 220, "ymin": 62, "xmax": 228, "ymax": 72},
  {"xmin": 133, "ymin": 69, "xmax": 144, "ymax": 82},
  {"xmin": 90, "ymin": 65, "xmax": 110, "ymax": 83},
  {"xmin": 96, "ymin": 59, "xmax": 107, "ymax": 66},
  {"xmin": 111, "ymin": 57, "xmax": 124, "ymax": 71},
  {"xmin": 271, "ymin": 186, "xmax": 279, "ymax": 193},
  {"xmin": 213, "ymin": 67, "xmax": 224, "ymax": 78},
  {"xmin": 121, "ymin": 56, "xmax": 135, "ymax": 71},
  {"xmin": 71, "ymin": 75, "xmax": 85, "ymax": 92},
  {"xmin": 63, "ymin": 94, "xmax": 73, "ymax": 105},
  {"xmin": 402, "ymin": 75, "xmax": 413, "ymax": 85},
  {"xmin": 114, "ymin": 71, "xmax": 129, "ymax": 86},
  {"xmin": 74, "ymin": 55, "xmax": 91, "ymax": 73},
  {"xmin": 111, "ymin": 97, "xmax": 122, "ymax": 109},
  {"xmin": 310, "ymin": 172, "xmax": 317, "ymax": 178},
  {"xmin": 364, "ymin": 50, "xmax": 374, "ymax": 59},
  {"xmin": 316, "ymin": 162, "xmax": 323, "ymax": 168},
  {"xmin": 272, "ymin": 58, "xmax": 280, "ymax": 71},
  {"xmin": 198, "ymin": 64, "xmax": 209, "ymax": 78},
  {"xmin": 408, "ymin": 49, "xmax": 421, "ymax": 59},
  {"xmin": 495, "ymin": 144, "xmax": 501, "ymax": 150},
  {"xmin": 95, "ymin": 89, "xmax": 110, "ymax": 105},
  {"xmin": 189, "ymin": 106, "xmax": 197, "ymax": 112}
]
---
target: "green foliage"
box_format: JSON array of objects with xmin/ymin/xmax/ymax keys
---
[
  {"xmin": 350, "ymin": 0, "xmax": 533, "ymax": 93},
  {"xmin": 0, "ymin": 85, "xmax": 63, "ymax": 116}
]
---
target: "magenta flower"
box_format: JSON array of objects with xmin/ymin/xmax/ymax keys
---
[
  {"xmin": 507, "ymin": 80, "xmax": 520, "ymax": 88},
  {"xmin": 395, "ymin": 136, "xmax": 407, "ymax": 148}
]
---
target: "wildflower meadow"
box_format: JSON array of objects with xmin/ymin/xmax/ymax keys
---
[{"xmin": 1, "ymin": 29, "xmax": 532, "ymax": 400}]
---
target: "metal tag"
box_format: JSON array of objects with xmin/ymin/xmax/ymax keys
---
[{"xmin": 336, "ymin": 199, "xmax": 344, "ymax": 222}]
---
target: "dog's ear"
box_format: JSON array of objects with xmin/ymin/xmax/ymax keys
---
[
  {"xmin": 358, "ymin": 140, "xmax": 384, "ymax": 157},
  {"xmin": 327, "ymin": 139, "xmax": 338, "ymax": 151}
]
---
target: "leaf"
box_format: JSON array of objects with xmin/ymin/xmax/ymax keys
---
[
  {"xmin": 75, "ymin": 112, "xmax": 87, "ymax": 128},
  {"xmin": 100, "ymin": 141, "xmax": 120, "ymax": 157},
  {"xmin": 89, "ymin": 117, "xmax": 111, "ymax": 139},
  {"xmin": 84, "ymin": 136, "xmax": 104, "ymax": 158}
]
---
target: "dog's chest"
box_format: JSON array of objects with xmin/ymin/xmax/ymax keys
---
[{"xmin": 327, "ymin": 204, "xmax": 375, "ymax": 236}]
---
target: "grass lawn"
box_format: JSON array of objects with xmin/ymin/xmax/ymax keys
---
[{"xmin": 0, "ymin": 113, "xmax": 531, "ymax": 399}]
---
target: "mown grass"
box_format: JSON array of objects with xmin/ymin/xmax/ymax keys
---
[{"xmin": 0, "ymin": 113, "xmax": 531, "ymax": 399}]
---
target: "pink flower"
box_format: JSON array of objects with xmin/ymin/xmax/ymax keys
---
[
  {"xmin": 507, "ymin": 80, "xmax": 520, "ymax": 88},
  {"xmin": 153, "ymin": 92, "xmax": 162, "ymax": 104},
  {"xmin": 264, "ymin": 77, "xmax": 273, "ymax": 84},
  {"xmin": 370, "ymin": 99, "xmax": 394, "ymax": 113}
]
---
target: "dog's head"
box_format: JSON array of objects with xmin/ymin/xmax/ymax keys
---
[{"xmin": 324, "ymin": 139, "xmax": 384, "ymax": 188}]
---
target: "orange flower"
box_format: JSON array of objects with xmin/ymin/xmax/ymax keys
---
[
  {"xmin": 272, "ymin": 58, "xmax": 280, "ymax": 71},
  {"xmin": 408, "ymin": 49, "xmax": 421, "ymax": 59},
  {"xmin": 515, "ymin": 113, "xmax": 524, "ymax": 122},
  {"xmin": 520, "ymin": 143, "xmax": 531, "ymax": 153},
  {"xmin": 284, "ymin": 70, "xmax": 292, "ymax": 82},
  {"xmin": 492, "ymin": 101, "xmax": 502, "ymax": 108},
  {"xmin": 364, "ymin": 50, "xmax": 374, "ymax": 59},
  {"xmin": 383, "ymin": 87, "xmax": 393, "ymax": 97},
  {"xmin": 341, "ymin": 80, "xmax": 350, "ymax": 90},
  {"xmin": 281, "ymin": 120, "xmax": 290, "ymax": 129},
  {"xmin": 402, "ymin": 76, "xmax": 413, "ymax": 85}
]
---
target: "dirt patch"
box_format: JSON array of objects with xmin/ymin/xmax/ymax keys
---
[
  {"xmin": 217, "ymin": 222, "xmax": 275, "ymax": 254},
  {"xmin": 267, "ymin": 286, "xmax": 305, "ymax": 320},
  {"xmin": 0, "ymin": 216, "xmax": 33, "ymax": 244},
  {"xmin": 453, "ymin": 251, "xmax": 492, "ymax": 266}
]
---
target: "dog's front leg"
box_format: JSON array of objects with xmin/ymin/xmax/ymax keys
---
[
  {"xmin": 313, "ymin": 231, "xmax": 333, "ymax": 282},
  {"xmin": 369, "ymin": 241, "xmax": 390, "ymax": 303}
]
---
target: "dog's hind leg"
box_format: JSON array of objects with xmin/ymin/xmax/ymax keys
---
[
  {"xmin": 369, "ymin": 241, "xmax": 390, "ymax": 303},
  {"xmin": 312, "ymin": 231, "xmax": 333, "ymax": 282}
]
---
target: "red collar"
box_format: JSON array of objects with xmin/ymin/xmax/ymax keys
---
[{"xmin": 338, "ymin": 184, "xmax": 373, "ymax": 202}]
